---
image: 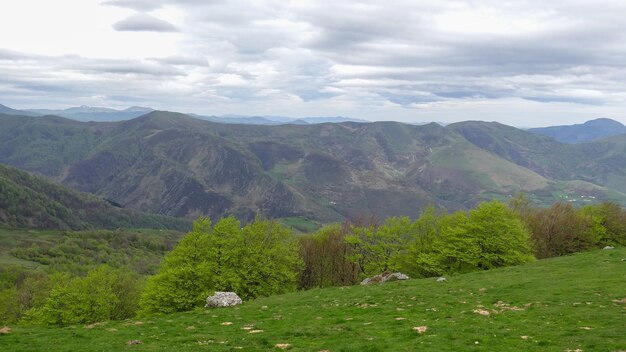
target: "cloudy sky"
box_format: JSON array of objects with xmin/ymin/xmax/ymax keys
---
[{"xmin": 1, "ymin": 0, "xmax": 626, "ymax": 126}]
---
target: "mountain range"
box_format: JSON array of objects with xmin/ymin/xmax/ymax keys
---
[
  {"xmin": 0, "ymin": 103, "xmax": 366, "ymax": 125},
  {"xmin": 2, "ymin": 109, "xmax": 626, "ymax": 225}
]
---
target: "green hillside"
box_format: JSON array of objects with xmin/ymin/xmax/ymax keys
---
[
  {"xmin": 1, "ymin": 248, "xmax": 623, "ymax": 351},
  {"xmin": 0, "ymin": 163, "xmax": 190, "ymax": 231}
]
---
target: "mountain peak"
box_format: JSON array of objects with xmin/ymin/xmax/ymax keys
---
[
  {"xmin": 583, "ymin": 118, "xmax": 625, "ymax": 128},
  {"xmin": 529, "ymin": 118, "xmax": 626, "ymax": 143}
]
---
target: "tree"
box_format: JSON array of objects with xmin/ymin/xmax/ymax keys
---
[
  {"xmin": 465, "ymin": 201, "xmax": 534, "ymax": 269},
  {"xmin": 299, "ymin": 224, "xmax": 360, "ymax": 289},
  {"xmin": 580, "ymin": 202, "xmax": 626, "ymax": 247},
  {"xmin": 402, "ymin": 209, "xmax": 475, "ymax": 277},
  {"xmin": 138, "ymin": 217, "xmax": 214, "ymax": 315},
  {"xmin": 399, "ymin": 201, "xmax": 533, "ymax": 277},
  {"xmin": 526, "ymin": 203, "xmax": 596, "ymax": 258},
  {"xmin": 139, "ymin": 216, "xmax": 302, "ymax": 315}
]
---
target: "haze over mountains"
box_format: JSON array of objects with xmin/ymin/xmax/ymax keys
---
[
  {"xmin": 2, "ymin": 107, "xmax": 626, "ymax": 226},
  {"xmin": 0, "ymin": 103, "xmax": 366, "ymax": 125}
]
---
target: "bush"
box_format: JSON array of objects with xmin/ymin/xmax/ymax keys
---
[{"xmin": 23, "ymin": 266, "xmax": 142, "ymax": 325}]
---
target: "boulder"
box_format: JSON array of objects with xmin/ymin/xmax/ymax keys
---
[
  {"xmin": 205, "ymin": 291, "xmax": 243, "ymax": 308},
  {"xmin": 361, "ymin": 272, "xmax": 409, "ymax": 285}
]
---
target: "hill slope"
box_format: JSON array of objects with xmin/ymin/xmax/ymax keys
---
[
  {"xmin": 2, "ymin": 112, "xmax": 626, "ymax": 223},
  {"xmin": 0, "ymin": 163, "xmax": 189, "ymax": 231},
  {"xmin": 3, "ymin": 248, "xmax": 624, "ymax": 351},
  {"xmin": 528, "ymin": 118, "xmax": 626, "ymax": 143}
]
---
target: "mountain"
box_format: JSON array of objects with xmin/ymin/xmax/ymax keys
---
[
  {"xmin": 191, "ymin": 114, "xmax": 368, "ymax": 125},
  {"xmin": 0, "ymin": 103, "xmax": 41, "ymax": 117},
  {"xmin": 0, "ymin": 162, "xmax": 190, "ymax": 231},
  {"xmin": 2, "ymin": 111, "xmax": 626, "ymax": 224},
  {"xmin": 192, "ymin": 114, "xmax": 284, "ymax": 125},
  {"xmin": 300, "ymin": 116, "xmax": 368, "ymax": 124},
  {"xmin": 25, "ymin": 105, "xmax": 154, "ymax": 122},
  {"xmin": 4, "ymin": 102, "xmax": 367, "ymax": 125},
  {"xmin": 528, "ymin": 118, "xmax": 626, "ymax": 143}
]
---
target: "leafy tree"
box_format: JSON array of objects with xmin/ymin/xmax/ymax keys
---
[
  {"xmin": 465, "ymin": 201, "xmax": 534, "ymax": 269},
  {"xmin": 402, "ymin": 209, "xmax": 475, "ymax": 277},
  {"xmin": 139, "ymin": 216, "xmax": 302, "ymax": 315},
  {"xmin": 138, "ymin": 217, "xmax": 214, "ymax": 315},
  {"xmin": 580, "ymin": 202, "xmax": 626, "ymax": 246},
  {"xmin": 400, "ymin": 202, "xmax": 533, "ymax": 277},
  {"xmin": 345, "ymin": 217, "xmax": 414, "ymax": 277}
]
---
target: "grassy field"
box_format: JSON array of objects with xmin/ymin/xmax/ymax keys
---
[{"xmin": 1, "ymin": 248, "xmax": 625, "ymax": 351}]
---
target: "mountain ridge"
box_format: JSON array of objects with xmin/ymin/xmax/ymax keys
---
[
  {"xmin": 2, "ymin": 111, "xmax": 626, "ymax": 223},
  {"xmin": 528, "ymin": 118, "xmax": 626, "ymax": 143},
  {"xmin": 0, "ymin": 162, "xmax": 190, "ymax": 231}
]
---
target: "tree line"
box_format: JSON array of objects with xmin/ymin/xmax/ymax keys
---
[{"xmin": 1, "ymin": 198, "xmax": 624, "ymax": 325}]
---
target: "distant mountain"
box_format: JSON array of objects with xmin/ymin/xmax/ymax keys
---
[
  {"xmin": 4, "ymin": 102, "xmax": 367, "ymax": 125},
  {"xmin": 299, "ymin": 116, "xmax": 367, "ymax": 124},
  {"xmin": 192, "ymin": 114, "xmax": 368, "ymax": 125},
  {"xmin": 0, "ymin": 103, "xmax": 41, "ymax": 116},
  {"xmin": 191, "ymin": 114, "xmax": 283, "ymax": 125},
  {"xmin": 0, "ymin": 163, "xmax": 190, "ymax": 231},
  {"xmin": 528, "ymin": 118, "xmax": 626, "ymax": 143},
  {"xmin": 2, "ymin": 111, "xmax": 626, "ymax": 224},
  {"xmin": 25, "ymin": 105, "xmax": 154, "ymax": 122}
]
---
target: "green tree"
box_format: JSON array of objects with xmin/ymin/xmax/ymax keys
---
[
  {"xmin": 465, "ymin": 200, "xmax": 534, "ymax": 269},
  {"xmin": 403, "ymin": 209, "xmax": 475, "ymax": 277},
  {"xmin": 139, "ymin": 216, "xmax": 302, "ymax": 315},
  {"xmin": 138, "ymin": 217, "xmax": 214, "ymax": 315}
]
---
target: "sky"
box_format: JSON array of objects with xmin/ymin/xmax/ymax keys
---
[{"xmin": 1, "ymin": 0, "xmax": 626, "ymax": 127}]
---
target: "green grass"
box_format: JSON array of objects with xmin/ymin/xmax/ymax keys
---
[
  {"xmin": 2, "ymin": 248, "xmax": 625, "ymax": 351},
  {"xmin": 278, "ymin": 217, "xmax": 320, "ymax": 234}
]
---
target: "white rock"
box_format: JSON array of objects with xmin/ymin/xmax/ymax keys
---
[
  {"xmin": 360, "ymin": 272, "xmax": 409, "ymax": 285},
  {"xmin": 205, "ymin": 292, "xmax": 242, "ymax": 308}
]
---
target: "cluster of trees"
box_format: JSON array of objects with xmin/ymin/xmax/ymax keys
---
[
  {"xmin": 1, "ymin": 199, "xmax": 624, "ymax": 326},
  {"xmin": 511, "ymin": 197, "xmax": 626, "ymax": 258},
  {"xmin": 0, "ymin": 266, "xmax": 142, "ymax": 325},
  {"xmin": 300, "ymin": 201, "xmax": 535, "ymax": 288}
]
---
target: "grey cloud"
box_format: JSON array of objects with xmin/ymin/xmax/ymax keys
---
[
  {"xmin": 6, "ymin": 0, "xmax": 626, "ymax": 124},
  {"xmin": 151, "ymin": 56, "xmax": 209, "ymax": 67},
  {"xmin": 103, "ymin": 0, "xmax": 219, "ymax": 11},
  {"xmin": 102, "ymin": 0, "xmax": 161, "ymax": 11},
  {"xmin": 523, "ymin": 96, "xmax": 603, "ymax": 106},
  {"xmin": 113, "ymin": 13, "xmax": 179, "ymax": 32}
]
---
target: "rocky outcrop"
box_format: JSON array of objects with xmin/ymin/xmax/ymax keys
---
[
  {"xmin": 205, "ymin": 292, "xmax": 243, "ymax": 308},
  {"xmin": 361, "ymin": 272, "xmax": 409, "ymax": 285}
]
